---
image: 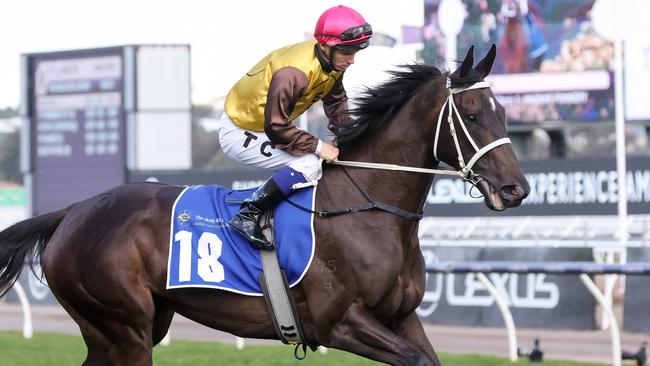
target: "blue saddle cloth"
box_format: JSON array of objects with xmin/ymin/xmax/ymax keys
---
[{"xmin": 166, "ymin": 185, "xmax": 316, "ymax": 296}]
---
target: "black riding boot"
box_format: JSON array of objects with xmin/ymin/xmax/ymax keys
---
[{"xmin": 228, "ymin": 178, "xmax": 284, "ymax": 250}]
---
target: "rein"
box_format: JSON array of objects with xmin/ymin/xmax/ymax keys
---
[
  {"xmin": 289, "ymin": 80, "xmax": 511, "ymax": 221},
  {"xmin": 330, "ymin": 160, "xmax": 463, "ymax": 177},
  {"xmin": 285, "ymin": 168, "xmax": 423, "ymax": 221}
]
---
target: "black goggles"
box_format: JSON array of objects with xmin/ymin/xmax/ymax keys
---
[{"xmin": 317, "ymin": 23, "xmax": 373, "ymax": 42}]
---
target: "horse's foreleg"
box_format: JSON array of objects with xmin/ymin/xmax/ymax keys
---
[
  {"xmin": 393, "ymin": 312, "xmax": 441, "ymax": 366},
  {"xmin": 323, "ymin": 303, "xmax": 434, "ymax": 366}
]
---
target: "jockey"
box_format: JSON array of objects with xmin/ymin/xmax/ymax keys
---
[{"xmin": 218, "ymin": 5, "xmax": 373, "ymax": 250}]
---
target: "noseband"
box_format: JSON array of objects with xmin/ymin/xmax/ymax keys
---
[{"xmin": 432, "ymin": 80, "xmax": 511, "ymax": 184}]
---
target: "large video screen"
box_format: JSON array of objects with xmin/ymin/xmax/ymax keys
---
[
  {"xmin": 29, "ymin": 48, "xmax": 126, "ymax": 215},
  {"xmin": 423, "ymin": 0, "xmax": 615, "ymax": 124}
]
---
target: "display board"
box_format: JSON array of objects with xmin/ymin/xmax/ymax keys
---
[
  {"xmin": 416, "ymin": 246, "xmax": 596, "ymax": 330},
  {"xmin": 27, "ymin": 48, "xmax": 126, "ymax": 215},
  {"xmin": 422, "ymin": 0, "xmax": 628, "ymax": 124},
  {"xmin": 425, "ymin": 157, "xmax": 650, "ymax": 216},
  {"xmin": 23, "ymin": 44, "xmax": 191, "ymax": 216}
]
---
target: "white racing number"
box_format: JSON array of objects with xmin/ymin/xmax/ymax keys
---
[{"xmin": 174, "ymin": 230, "xmax": 225, "ymax": 283}]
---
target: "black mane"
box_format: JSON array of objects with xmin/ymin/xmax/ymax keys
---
[{"xmin": 334, "ymin": 64, "xmax": 443, "ymax": 147}]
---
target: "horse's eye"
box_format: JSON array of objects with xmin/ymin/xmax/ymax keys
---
[{"xmin": 465, "ymin": 114, "xmax": 478, "ymax": 123}]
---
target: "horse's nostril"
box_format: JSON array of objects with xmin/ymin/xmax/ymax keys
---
[{"xmin": 501, "ymin": 185, "xmax": 523, "ymax": 198}]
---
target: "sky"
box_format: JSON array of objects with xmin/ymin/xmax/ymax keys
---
[{"xmin": 0, "ymin": 0, "xmax": 424, "ymax": 109}]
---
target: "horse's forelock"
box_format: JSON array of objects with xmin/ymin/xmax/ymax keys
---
[{"xmin": 448, "ymin": 67, "xmax": 485, "ymax": 89}]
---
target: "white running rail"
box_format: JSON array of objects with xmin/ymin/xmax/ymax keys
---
[{"xmin": 8, "ymin": 282, "xmax": 33, "ymax": 339}]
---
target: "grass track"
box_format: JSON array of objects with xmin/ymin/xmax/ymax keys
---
[{"xmin": 0, "ymin": 331, "xmax": 607, "ymax": 366}]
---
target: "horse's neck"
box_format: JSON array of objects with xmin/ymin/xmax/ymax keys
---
[{"xmin": 334, "ymin": 79, "xmax": 446, "ymax": 214}]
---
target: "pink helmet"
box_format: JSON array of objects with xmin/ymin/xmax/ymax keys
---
[{"xmin": 314, "ymin": 5, "xmax": 373, "ymax": 52}]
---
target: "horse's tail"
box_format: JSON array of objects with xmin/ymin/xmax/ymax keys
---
[{"xmin": 0, "ymin": 209, "xmax": 67, "ymax": 296}]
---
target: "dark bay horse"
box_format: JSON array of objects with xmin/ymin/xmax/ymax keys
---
[{"xmin": 0, "ymin": 45, "xmax": 529, "ymax": 365}]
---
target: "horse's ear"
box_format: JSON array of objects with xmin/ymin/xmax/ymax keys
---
[
  {"xmin": 475, "ymin": 43, "xmax": 497, "ymax": 78},
  {"xmin": 455, "ymin": 45, "xmax": 475, "ymax": 77}
]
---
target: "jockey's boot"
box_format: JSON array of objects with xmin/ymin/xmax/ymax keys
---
[
  {"xmin": 228, "ymin": 178, "xmax": 282, "ymax": 250},
  {"xmin": 229, "ymin": 166, "xmax": 309, "ymax": 250}
]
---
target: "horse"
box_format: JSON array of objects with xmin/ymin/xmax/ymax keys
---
[
  {"xmin": 497, "ymin": 0, "xmax": 548, "ymax": 73},
  {"xmin": 498, "ymin": 13, "xmax": 530, "ymax": 73},
  {"xmin": 0, "ymin": 44, "xmax": 529, "ymax": 366}
]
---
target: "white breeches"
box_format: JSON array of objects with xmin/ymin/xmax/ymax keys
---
[{"xmin": 216, "ymin": 113, "xmax": 322, "ymax": 181}]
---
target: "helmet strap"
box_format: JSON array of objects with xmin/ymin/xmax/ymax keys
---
[
  {"xmin": 315, "ymin": 43, "xmax": 335, "ymax": 73},
  {"xmin": 328, "ymin": 49, "xmax": 341, "ymax": 72}
]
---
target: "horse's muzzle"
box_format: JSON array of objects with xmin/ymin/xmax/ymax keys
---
[{"xmin": 477, "ymin": 177, "xmax": 529, "ymax": 211}]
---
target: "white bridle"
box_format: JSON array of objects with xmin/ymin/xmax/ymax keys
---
[
  {"xmin": 331, "ymin": 80, "xmax": 511, "ymax": 182},
  {"xmin": 432, "ymin": 80, "xmax": 511, "ymax": 180}
]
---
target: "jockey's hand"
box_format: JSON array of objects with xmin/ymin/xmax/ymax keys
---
[{"xmin": 319, "ymin": 142, "xmax": 339, "ymax": 163}]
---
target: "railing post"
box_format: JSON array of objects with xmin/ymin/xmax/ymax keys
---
[
  {"xmin": 579, "ymin": 273, "xmax": 621, "ymax": 366},
  {"xmin": 475, "ymin": 272, "xmax": 518, "ymax": 362},
  {"xmin": 236, "ymin": 336, "xmax": 245, "ymax": 350},
  {"xmin": 160, "ymin": 331, "xmax": 171, "ymax": 346},
  {"xmin": 12, "ymin": 282, "xmax": 33, "ymax": 339}
]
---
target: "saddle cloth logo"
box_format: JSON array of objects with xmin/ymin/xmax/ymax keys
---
[{"xmin": 167, "ymin": 184, "xmax": 316, "ymax": 296}]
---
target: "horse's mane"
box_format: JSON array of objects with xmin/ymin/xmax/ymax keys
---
[{"xmin": 334, "ymin": 64, "xmax": 443, "ymax": 148}]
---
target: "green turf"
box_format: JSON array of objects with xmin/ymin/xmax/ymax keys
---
[{"xmin": 0, "ymin": 331, "xmax": 607, "ymax": 366}]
